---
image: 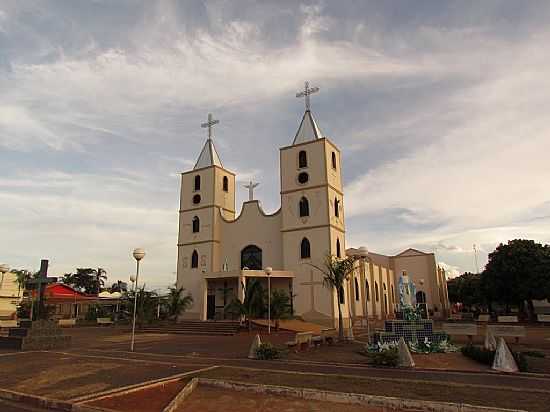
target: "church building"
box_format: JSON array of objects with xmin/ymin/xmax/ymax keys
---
[{"xmin": 176, "ymin": 83, "xmax": 449, "ymax": 327}]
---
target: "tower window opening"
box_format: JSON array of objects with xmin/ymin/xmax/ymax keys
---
[
  {"xmin": 194, "ymin": 175, "xmax": 201, "ymax": 191},
  {"xmin": 334, "ymin": 198, "xmax": 340, "ymax": 217},
  {"xmin": 354, "ymin": 278, "xmax": 360, "ymax": 301},
  {"xmin": 191, "ymin": 250, "xmax": 199, "ymax": 268},
  {"xmin": 299, "ymin": 197, "xmax": 310, "ymax": 217},
  {"xmin": 223, "ymin": 176, "xmax": 229, "ymax": 192},
  {"xmin": 336, "ymin": 238, "xmax": 341, "ymax": 258},
  {"xmin": 331, "ymin": 151, "xmax": 337, "ymax": 169},
  {"xmin": 300, "ymin": 238, "xmax": 311, "ymax": 259},
  {"xmin": 192, "ymin": 216, "xmax": 200, "ymax": 233},
  {"xmin": 298, "ymin": 150, "xmax": 308, "ymax": 168}
]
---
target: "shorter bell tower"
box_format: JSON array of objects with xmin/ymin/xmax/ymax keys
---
[{"xmin": 176, "ymin": 113, "xmax": 235, "ymax": 319}]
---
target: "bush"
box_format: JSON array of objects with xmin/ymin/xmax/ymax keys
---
[
  {"xmin": 461, "ymin": 345, "xmax": 528, "ymax": 372},
  {"xmin": 366, "ymin": 347, "xmax": 399, "ymax": 367},
  {"xmin": 256, "ymin": 343, "xmax": 280, "ymax": 360}
]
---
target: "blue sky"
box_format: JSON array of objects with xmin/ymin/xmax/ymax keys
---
[{"xmin": 1, "ymin": 1, "xmax": 549, "ymax": 290}]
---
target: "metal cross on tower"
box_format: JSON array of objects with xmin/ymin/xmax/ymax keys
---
[
  {"xmin": 296, "ymin": 81, "xmax": 319, "ymax": 111},
  {"xmin": 201, "ymin": 113, "xmax": 219, "ymax": 139},
  {"xmin": 244, "ymin": 180, "xmax": 260, "ymax": 201}
]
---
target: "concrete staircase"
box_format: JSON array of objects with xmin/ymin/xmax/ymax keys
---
[{"xmin": 136, "ymin": 320, "xmax": 240, "ymax": 336}]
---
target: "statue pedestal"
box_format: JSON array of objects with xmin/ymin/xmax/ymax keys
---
[{"xmin": 0, "ymin": 320, "xmax": 71, "ymax": 351}]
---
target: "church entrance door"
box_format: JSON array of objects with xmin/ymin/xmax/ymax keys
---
[{"xmin": 206, "ymin": 295, "xmax": 216, "ymax": 320}]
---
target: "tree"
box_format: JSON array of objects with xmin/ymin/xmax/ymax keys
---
[
  {"xmin": 166, "ymin": 286, "xmax": 193, "ymax": 322},
  {"xmin": 447, "ymin": 272, "xmax": 485, "ymax": 309},
  {"xmin": 308, "ymin": 254, "xmax": 358, "ymax": 341},
  {"xmin": 269, "ymin": 289, "xmax": 291, "ymax": 331},
  {"xmin": 11, "ymin": 269, "xmax": 33, "ymax": 295},
  {"xmin": 482, "ymin": 239, "xmax": 550, "ymax": 319},
  {"xmin": 62, "ymin": 268, "xmax": 107, "ymax": 294},
  {"xmin": 225, "ymin": 278, "xmax": 265, "ymax": 332},
  {"xmin": 126, "ymin": 285, "xmax": 159, "ymax": 327}
]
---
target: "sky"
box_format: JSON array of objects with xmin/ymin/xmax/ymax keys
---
[{"xmin": 1, "ymin": 0, "xmax": 549, "ymax": 290}]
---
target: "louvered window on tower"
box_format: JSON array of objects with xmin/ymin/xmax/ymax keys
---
[{"xmin": 299, "ymin": 197, "xmax": 310, "ymax": 217}]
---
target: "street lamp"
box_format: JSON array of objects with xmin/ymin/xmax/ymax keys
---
[
  {"xmin": 265, "ymin": 267, "xmax": 273, "ymax": 334},
  {"xmin": 0, "ymin": 264, "xmax": 9, "ymax": 288},
  {"xmin": 130, "ymin": 248, "xmax": 145, "ymax": 352}
]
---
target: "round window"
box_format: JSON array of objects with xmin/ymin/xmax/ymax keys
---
[
  {"xmin": 298, "ymin": 172, "xmax": 309, "ymax": 184},
  {"xmin": 193, "ymin": 194, "xmax": 201, "ymax": 204}
]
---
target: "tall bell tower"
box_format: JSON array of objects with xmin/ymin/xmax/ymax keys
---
[
  {"xmin": 280, "ymin": 83, "xmax": 349, "ymax": 327},
  {"xmin": 176, "ymin": 113, "xmax": 236, "ymax": 319}
]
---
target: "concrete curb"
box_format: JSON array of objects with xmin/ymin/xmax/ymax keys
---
[
  {"xmin": 162, "ymin": 378, "xmax": 198, "ymax": 412},
  {"xmin": 197, "ymin": 378, "xmax": 527, "ymax": 412},
  {"xmin": 0, "ymin": 388, "xmax": 112, "ymax": 412}
]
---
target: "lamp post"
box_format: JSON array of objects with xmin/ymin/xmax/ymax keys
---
[
  {"xmin": 0, "ymin": 264, "xmax": 9, "ymax": 288},
  {"xmin": 130, "ymin": 248, "xmax": 145, "ymax": 352},
  {"xmin": 265, "ymin": 267, "xmax": 273, "ymax": 334}
]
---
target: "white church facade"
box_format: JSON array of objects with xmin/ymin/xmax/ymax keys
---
[{"xmin": 176, "ymin": 85, "xmax": 450, "ymax": 327}]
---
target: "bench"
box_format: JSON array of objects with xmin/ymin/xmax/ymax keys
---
[
  {"xmin": 497, "ymin": 315, "xmax": 518, "ymax": 323},
  {"xmin": 0, "ymin": 320, "xmax": 18, "ymax": 329},
  {"xmin": 97, "ymin": 317, "xmax": 114, "ymax": 326},
  {"xmin": 537, "ymin": 314, "xmax": 550, "ymax": 324},
  {"xmin": 443, "ymin": 323, "xmax": 478, "ymax": 343},
  {"xmin": 321, "ymin": 328, "xmax": 338, "ymax": 345},
  {"xmin": 488, "ymin": 325, "xmax": 526, "ymax": 344},
  {"xmin": 58, "ymin": 318, "xmax": 77, "ymax": 327},
  {"xmin": 286, "ymin": 331, "xmax": 313, "ymax": 351},
  {"xmin": 477, "ymin": 314, "xmax": 491, "ymax": 322}
]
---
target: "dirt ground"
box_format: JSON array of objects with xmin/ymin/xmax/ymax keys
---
[
  {"xmin": 86, "ymin": 379, "xmax": 189, "ymax": 412},
  {"xmin": 195, "ymin": 366, "xmax": 550, "ymax": 412},
  {"xmin": 177, "ymin": 386, "xmax": 390, "ymax": 412}
]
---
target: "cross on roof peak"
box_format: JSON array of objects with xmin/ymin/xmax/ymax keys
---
[
  {"xmin": 296, "ymin": 81, "xmax": 320, "ymax": 111},
  {"xmin": 201, "ymin": 113, "xmax": 219, "ymax": 139}
]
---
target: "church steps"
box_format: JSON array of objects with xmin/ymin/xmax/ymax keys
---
[{"xmin": 134, "ymin": 321, "xmax": 240, "ymax": 336}]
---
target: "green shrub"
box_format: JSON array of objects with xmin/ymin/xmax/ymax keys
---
[
  {"xmin": 461, "ymin": 345, "xmax": 495, "ymax": 365},
  {"xmin": 366, "ymin": 347, "xmax": 399, "ymax": 367},
  {"xmin": 461, "ymin": 345, "xmax": 528, "ymax": 372},
  {"xmin": 256, "ymin": 342, "xmax": 280, "ymax": 360}
]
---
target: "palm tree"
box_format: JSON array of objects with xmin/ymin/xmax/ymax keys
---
[
  {"xmin": 12, "ymin": 269, "xmax": 32, "ymax": 295},
  {"xmin": 308, "ymin": 254, "xmax": 358, "ymax": 341},
  {"xmin": 166, "ymin": 285, "xmax": 194, "ymax": 322},
  {"xmin": 225, "ymin": 278, "xmax": 265, "ymax": 332},
  {"xmin": 269, "ymin": 289, "xmax": 291, "ymax": 331}
]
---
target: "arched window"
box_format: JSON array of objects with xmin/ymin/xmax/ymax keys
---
[
  {"xmin": 339, "ymin": 286, "xmax": 345, "ymax": 304},
  {"xmin": 354, "ymin": 278, "xmax": 360, "ymax": 301},
  {"xmin": 300, "ymin": 238, "xmax": 311, "ymax": 259},
  {"xmin": 298, "ymin": 150, "xmax": 307, "ymax": 168},
  {"xmin": 334, "ymin": 198, "xmax": 340, "ymax": 217},
  {"xmin": 383, "ymin": 283, "xmax": 387, "ymax": 291},
  {"xmin": 241, "ymin": 245, "xmax": 262, "ymax": 270},
  {"xmin": 192, "ymin": 216, "xmax": 200, "ymax": 233},
  {"xmin": 375, "ymin": 282, "xmax": 379, "ymax": 302},
  {"xmin": 365, "ymin": 280, "xmax": 370, "ymax": 301},
  {"xmin": 299, "ymin": 197, "xmax": 310, "ymax": 217},
  {"xmin": 194, "ymin": 175, "xmax": 201, "ymax": 191},
  {"xmin": 336, "ymin": 238, "xmax": 341, "ymax": 258},
  {"xmin": 191, "ymin": 250, "xmax": 199, "ymax": 268},
  {"xmin": 223, "ymin": 176, "xmax": 229, "ymax": 192},
  {"xmin": 331, "ymin": 152, "xmax": 337, "ymax": 169}
]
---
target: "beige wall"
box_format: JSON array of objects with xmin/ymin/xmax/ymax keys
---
[{"xmin": 0, "ymin": 272, "xmax": 22, "ymax": 318}]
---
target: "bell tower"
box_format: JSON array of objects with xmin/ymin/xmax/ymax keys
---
[
  {"xmin": 176, "ymin": 113, "xmax": 235, "ymax": 319},
  {"xmin": 280, "ymin": 82, "xmax": 348, "ymax": 327}
]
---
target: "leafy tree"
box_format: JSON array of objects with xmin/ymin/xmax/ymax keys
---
[
  {"xmin": 269, "ymin": 289, "xmax": 291, "ymax": 331},
  {"xmin": 126, "ymin": 285, "xmax": 159, "ymax": 327},
  {"xmin": 308, "ymin": 254, "xmax": 358, "ymax": 341},
  {"xmin": 62, "ymin": 268, "xmax": 107, "ymax": 294},
  {"xmin": 447, "ymin": 272, "xmax": 485, "ymax": 309},
  {"xmin": 482, "ymin": 239, "xmax": 550, "ymax": 319},
  {"xmin": 166, "ymin": 285, "xmax": 193, "ymax": 322},
  {"xmin": 225, "ymin": 278, "xmax": 265, "ymax": 332},
  {"xmin": 11, "ymin": 269, "xmax": 33, "ymax": 294},
  {"xmin": 110, "ymin": 280, "xmax": 128, "ymax": 293}
]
